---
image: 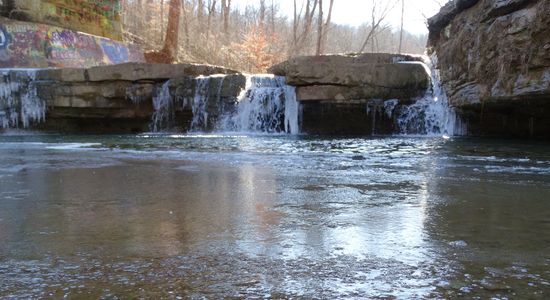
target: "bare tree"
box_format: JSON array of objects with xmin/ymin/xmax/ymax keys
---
[
  {"xmin": 197, "ymin": 0, "xmax": 205, "ymax": 23},
  {"xmin": 182, "ymin": 0, "xmax": 190, "ymax": 47},
  {"xmin": 317, "ymin": 0, "xmax": 335, "ymax": 55},
  {"xmin": 291, "ymin": 0, "xmax": 318, "ymax": 55},
  {"xmin": 359, "ymin": 0, "xmax": 397, "ymax": 53},
  {"xmin": 124, "ymin": 0, "xmax": 428, "ymax": 71},
  {"xmin": 221, "ymin": 0, "xmax": 231, "ymax": 35},
  {"xmin": 398, "ymin": 0, "xmax": 404, "ymax": 53},
  {"xmin": 315, "ymin": 0, "xmax": 323, "ymax": 55},
  {"xmin": 144, "ymin": 0, "xmax": 182, "ymax": 63},
  {"xmin": 259, "ymin": 0, "xmax": 267, "ymax": 29},
  {"xmin": 206, "ymin": 0, "xmax": 217, "ymax": 40}
]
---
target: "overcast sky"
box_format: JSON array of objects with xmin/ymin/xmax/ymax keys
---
[{"xmin": 232, "ymin": 0, "xmax": 448, "ymax": 35}]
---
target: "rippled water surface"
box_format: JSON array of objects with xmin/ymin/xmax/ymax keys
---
[{"xmin": 1, "ymin": 133, "xmax": 549, "ymax": 298}]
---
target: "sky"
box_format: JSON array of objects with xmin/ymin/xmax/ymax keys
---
[{"xmin": 233, "ymin": 0, "xmax": 448, "ymax": 35}]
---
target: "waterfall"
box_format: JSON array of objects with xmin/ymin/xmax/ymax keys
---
[
  {"xmin": 396, "ymin": 54, "xmax": 466, "ymax": 136},
  {"xmin": 149, "ymin": 74, "xmax": 299, "ymax": 134},
  {"xmin": 218, "ymin": 75, "xmax": 299, "ymax": 134},
  {"xmin": 150, "ymin": 81, "xmax": 174, "ymax": 132},
  {"xmin": 189, "ymin": 75, "xmax": 225, "ymax": 131},
  {"xmin": 0, "ymin": 70, "xmax": 46, "ymax": 129}
]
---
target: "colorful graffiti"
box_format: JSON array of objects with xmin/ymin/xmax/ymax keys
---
[
  {"xmin": 1, "ymin": 0, "xmax": 123, "ymax": 40},
  {"xmin": 0, "ymin": 17, "xmax": 144, "ymax": 68}
]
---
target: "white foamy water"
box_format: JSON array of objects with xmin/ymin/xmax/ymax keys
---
[
  {"xmin": 218, "ymin": 75, "xmax": 299, "ymax": 134},
  {"xmin": 150, "ymin": 81, "xmax": 174, "ymax": 132},
  {"xmin": 150, "ymin": 74, "xmax": 300, "ymax": 134},
  {"xmin": 396, "ymin": 55, "xmax": 466, "ymax": 136},
  {"xmin": 190, "ymin": 75, "xmax": 226, "ymax": 131}
]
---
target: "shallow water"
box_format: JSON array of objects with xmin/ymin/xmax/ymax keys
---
[{"xmin": 0, "ymin": 133, "xmax": 549, "ymax": 298}]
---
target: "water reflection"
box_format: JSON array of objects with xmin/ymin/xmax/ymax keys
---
[{"xmin": 1, "ymin": 135, "xmax": 549, "ymax": 298}]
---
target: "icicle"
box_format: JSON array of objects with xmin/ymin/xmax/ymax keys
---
[
  {"xmin": 0, "ymin": 69, "xmax": 46, "ymax": 129},
  {"xmin": 284, "ymin": 85, "xmax": 299, "ymax": 134}
]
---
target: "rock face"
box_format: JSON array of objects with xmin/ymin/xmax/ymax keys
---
[
  {"xmin": 0, "ymin": 63, "xmax": 241, "ymax": 133},
  {"xmin": 0, "ymin": 17, "xmax": 144, "ymax": 68},
  {"xmin": 428, "ymin": 0, "xmax": 550, "ymax": 137},
  {"xmin": 269, "ymin": 53, "xmax": 430, "ymax": 134},
  {"xmin": 0, "ymin": 0, "xmax": 124, "ymax": 40}
]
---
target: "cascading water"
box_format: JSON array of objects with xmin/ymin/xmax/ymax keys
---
[
  {"xmin": 147, "ymin": 57, "xmax": 458, "ymax": 137},
  {"xmin": 0, "ymin": 70, "xmax": 46, "ymax": 129},
  {"xmin": 396, "ymin": 54, "xmax": 466, "ymax": 136},
  {"xmin": 189, "ymin": 75, "xmax": 225, "ymax": 131},
  {"xmin": 217, "ymin": 75, "xmax": 299, "ymax": 134},
  {"xmin": 149, "ymin": 74, "xmax": 299, "ymax": 134},
  {"xmin": 150, "ymin": 81, "xmax": 174, "ymax": 132}
]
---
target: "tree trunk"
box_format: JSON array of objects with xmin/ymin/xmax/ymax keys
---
[
  {"xmin": 206, "ymin": 0, "xmax": 217, "ymax": 40},
  {"xmin": 292, "ymin": 0, "xmax": 299, "ymax": 54},
  {"xmin": 315, "ymin": 0, "xmax": 323, "ymax": 56},
  {"xmin": 321, "ymin": 0, "xmax": 335, "ymax": 54},
  {"xmin": 183, "ymin": 0, "xmax": 190, "ymax": 48},
  {"xmin": 161, "ymin": 0, "xmax": 165, "ymax": 34},
  {"xmin": 221, "ymin": 0, "xmax": 231, "ymax": 35},
  {"xmin": 398, "ymin": 0, "xmax": 404, "ymax": 53},
  {"xmin": 197, "ymin": 0, "xmax": 204, "ymax": 23},
  {"xmin": 259, "ymin": 0, "xmax": 266, "ymax": 30},
  {"xmin": 270, "ymin": 0, "xmax": 275, "ymax": 36},
  {"xmin": 145, "ymin": 0, "xmax": 181, "ymax": 63}
]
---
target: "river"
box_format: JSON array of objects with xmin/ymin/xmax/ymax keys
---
[{"xmin": 1, "ymin": 133, "xmax": 549, "ymax": 298}]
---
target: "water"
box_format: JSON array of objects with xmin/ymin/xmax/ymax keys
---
[
  {"xmin": 147, "ymin": 59, "xmax": 461, "ymax": 136},
  {"xmin": 150, "ymin": 81, "xmax": 174, "ymax": 132},
  {"xmin": 217, "ymin": 75, "xmax": 299, "ymax": 134},
  {"xmin": 1, "ymin": 133, "xmax": 549, "ymax": 298},
  {"xmin": 396, "ymin": 55, "xmax": 466, "ymax": 136}
]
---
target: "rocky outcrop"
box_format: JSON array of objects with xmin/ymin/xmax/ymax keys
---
[
  {"xmin": 428, "ymin": 0, "xmax": 550, "ymax": 137},
  {"xmin": 269, "ymin": 53, "xmax": 431, "ymax": 134},
  {"xmin": 0, "ymin": 17, "xmax": 144, "ymax": 68},
  {"xmin": 0, "ymin": 0, "xmax": 124, "ymax": 40},
  {"xmin": 0, "ymin": 63, "xmax": 241, "ymax": 133}
]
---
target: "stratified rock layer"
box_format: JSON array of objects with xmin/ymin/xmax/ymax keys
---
[
  {"xmin": 268, "ymin": 53, "xmax": 430, "ymax": 134},
  {"xmin": 428, "ymin": 0, "xmax": 550, "ymax": 137},
  {"xmin": 1, "ymin": 63, "xmax": 240, "ymax": 133}
]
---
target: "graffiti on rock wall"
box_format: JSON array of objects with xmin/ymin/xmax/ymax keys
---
[
  {"xmin": 0, "ymin": 25, "xmax": 8, "ymax": 49},
  {"xmin": 100, "ymin": 40, "xmax": 129, "ymax": 64},
  {"xmin": 0, "ymin": 0, "xmax": 123, "ymax": 40},
  {"xmin": 40, "ymin": 0, "xmax": 123, "ymax": 40},
  {"xmin": 0, "ymin": 17, "xmax": 144, "ymax": 68}
]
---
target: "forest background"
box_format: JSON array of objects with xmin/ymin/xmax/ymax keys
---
[{"xmin": 122, "ymin": 0, "xmax": 445, "ymax": 72}]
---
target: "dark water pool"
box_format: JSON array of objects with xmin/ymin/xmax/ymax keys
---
[{"xmin": 1, "ymin": 133, "xmax": 549, "ymax": 298}]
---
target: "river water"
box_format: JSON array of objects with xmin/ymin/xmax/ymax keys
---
[{"xmin": 0, "ymin": 133, "xmax": 549, "ymax": 298}]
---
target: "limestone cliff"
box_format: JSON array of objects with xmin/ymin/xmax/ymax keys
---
[{"xmin": 428, "ymin": 0, "xmax": 550, "ymax": 137}]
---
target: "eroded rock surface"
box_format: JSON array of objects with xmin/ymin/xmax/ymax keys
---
[{"xmin": 428, "ymin": 0, "xmax": 550, "ymax": 137}]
